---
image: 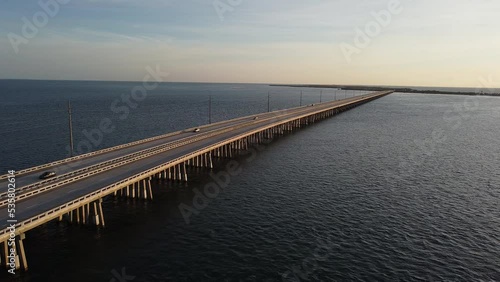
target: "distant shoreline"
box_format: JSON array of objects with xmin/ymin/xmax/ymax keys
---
[{"xmin": 270, "ymin": 84, "xmax": 500, "ymax": 97}]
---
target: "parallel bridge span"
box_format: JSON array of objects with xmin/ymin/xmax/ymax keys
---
[{"xmin": 0, "ymin": 90, "xmax": 393, "ymax": 271}]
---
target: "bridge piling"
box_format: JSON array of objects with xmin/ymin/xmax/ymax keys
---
[
  {"xmin": 183, "ymin": 162, "xmax": 188, "ymax": 181},
  {"xmin": 98, "ymin": 199, "xmax": 105, "ymax": 227},
  {"xmin": 0, "ymin": 234, "xmax": 29, "ymax": 271},
  {"xmin": 208, "ymin": 152, "xmax": 214, "ymax": 168},
  {"xmin": 147, "ymin": 180, "xmax": 153, "ymax": 199},
  {"xmin": 82, "ymin": 205, "xmax": 87, "ymax": 224}
]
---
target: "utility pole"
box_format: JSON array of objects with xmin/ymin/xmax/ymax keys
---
[
  {"xmin": 208, "ymin": 94, "xmax": 212, "ymax": 124},
  {"xmin": 300, "ymin": 91, "xmax": 303, "ymax": 106},
  {"xmin": 68, "ymin": 100, "xmax": 74, "ymax": 157},
  {"xmin": 267, "ymin": 92, "xmax": 270, "ymax": 112}
]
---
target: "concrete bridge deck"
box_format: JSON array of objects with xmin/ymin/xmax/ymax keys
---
[{"xmin": 0, "ymin": 90, "xmax": 393, "ymax": 271}]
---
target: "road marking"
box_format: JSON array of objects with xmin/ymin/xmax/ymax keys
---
[{"xmin": 26, "ymin": 204, "xmax": 37, "ymax": 209}]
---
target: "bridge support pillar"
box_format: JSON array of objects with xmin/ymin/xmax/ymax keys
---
[
  {"xmin": 208, "ymin": 153, "xmax": 213, "ymax": 169},
  {"xmin": 141, "ymin": 180, "xmax": 147, "ymax": 199},
  {"xmin": 18, "ymin": 234, "xmax": 28, "ymax": 271},
  {"xmin": 1, "ymin": 234, "xmax": 29, "ymax": 271},
  {"xmin": 82, "ymin": 204, "xmax": 87, "ymax": 224},
  {"xmin": 177, "ymin": 164, "xmax": 182, "ymax": 180},
  {"xmin": 93, "ymin": 202, "xmax": 100, "ymax": 226},
  {"xmin": 147, "ymin": 179, "xmax": 153, "ymax": 199},
  {"xmin": 182, "ymin": 163, "xmax": 188, "ymax": 182}
]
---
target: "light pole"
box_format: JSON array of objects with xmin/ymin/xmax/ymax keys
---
[
  {"xmin": 334, "ymin": 90, "xmax": 337, "ymax": 101},
  {"xmin": 320, "ymin": 90, "xmax": 323, "ymax": 103},
  {"xmin": 68, "ymin": 100, "xmax": 74, "ymax": 157},
  {"xmin": 267, "ymin": 92, "xmax": 270, "ymax": 112},
  {"xmin": 208, "ymin": 93, "xmax": 212, "ymax": 124},
  {"xmin": 300, "ymin": 91, "xmax": 303, "ymax": 106}
]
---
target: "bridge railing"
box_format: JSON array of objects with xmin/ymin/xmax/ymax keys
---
[
  {"xmin": 0, "ymin": 91, "xmax": 393, "ymax": 241},
  {"xmin": 0, "ymin": 92, "xmax": 373, "ymax": 202},
  {"xmin": 1, "ymin": 91, "xmax": 378, "ymax": 180},
  {"xmin": 0, "ymin": 106, "xmax": 292, "ymax": 180}
]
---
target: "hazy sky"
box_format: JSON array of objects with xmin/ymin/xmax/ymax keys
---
[{"xmin": 1, "ymin": 0, "xmax": 499, "ymax": 88}]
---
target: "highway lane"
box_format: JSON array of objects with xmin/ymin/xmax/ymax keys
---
[
  {"xmin": 0, "ymin": 105, "xmax": 314, "ymax": 190},
  {"xmin": 0, "ymin": 92, "xmax": 389, "ymax": 230},
  {"xmin": 0, "ymin": 93, "xmax": 368, "ymax": 193},
  {"xmin": 2, "ymin": 97, "xmax": 356, "ymax": 209}
]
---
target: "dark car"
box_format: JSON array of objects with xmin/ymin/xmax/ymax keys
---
[{"xmin": 39, "ymin": 171, "xmax": 56, "ymax": 179}]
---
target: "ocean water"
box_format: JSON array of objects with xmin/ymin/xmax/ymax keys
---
[{"xmin": 0, "ymin": 81, "xmax": 499, "ymax": 281}]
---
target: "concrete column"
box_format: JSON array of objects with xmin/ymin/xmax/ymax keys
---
[
  {"xmin": 183, "ymin": 162, "xmax": 188, "ymax": 182},
  {"xmin": 86, "ymin": 204, "xmax": 90, "ymax": 222},
  {"xmin": 93, "ymin": 202, "xmax": 100, "ymax": 226},
  {"xmin": 147, "ymin": 180, "xmax": 153, "ymax": 200},
  {"xmin": 76, "ymin": 207, "xmax": 80, "ymax": 224},
  {"xmin": 142, "ymin": 179, "xmax": 147, "ymax": 198},
  {"xmin": 98, "ymin": 198, "xmax": 105, "ymax": 227},
  {"xmin": 82, "ymin": 204, "xmax": 87, "ymax": 224},
  {"xmin": 15, "ymin": 234, "xmax": 27, "ymax": 271},
  {"xmin": 208, "ymin": 152, "xmax": 214, "ymax": 169}
]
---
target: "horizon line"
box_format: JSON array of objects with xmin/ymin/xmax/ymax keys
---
[{"xmin": 0, "ymin": 78, "xmax": 495, "ymax": 90}]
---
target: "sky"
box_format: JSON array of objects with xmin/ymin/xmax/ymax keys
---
[{"xmin": 0, "ymin": 0, "xmax": 499, "ymax": 88}]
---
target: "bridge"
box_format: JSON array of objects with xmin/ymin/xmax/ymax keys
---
[{"xmin": 0, "ymin": 90, "xmax": 393, "ymax": 271}]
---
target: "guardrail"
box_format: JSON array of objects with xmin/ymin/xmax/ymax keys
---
[
  {"xmin": 0, "ymin": 91, "xmax": 393, "ymax": 241},
  {"xmin": 0, "ymin": 94, "xmax": 358, "ymax": 206},
  {"xmin": 0, "ymin": 92, "xmax": 373, "ymax": 199},
  {"xmin": 0, "ymin": 114, "xmax": 268, "ymax": 200},
  {"xmin": 1, "ymin": 92, "xmax": 374, "ymax": 181},
  {"xmin": 0, "ymin": 105, "xmax": 303, "ymax": 180},
  {"xmin": 0, "ymin": 121, "xmax": 259, "ymax": 207}
]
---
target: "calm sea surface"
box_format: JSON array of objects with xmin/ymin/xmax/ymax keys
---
[{"xmin": 0, "ymin": 80, "xmax": 499, "ymax": 281}]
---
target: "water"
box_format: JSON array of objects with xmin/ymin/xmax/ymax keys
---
[{"xmin": 0, "ymin": 81, "xmax": 499, "ymax": 281}]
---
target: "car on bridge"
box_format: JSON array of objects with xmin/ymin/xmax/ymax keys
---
[
  {"xmin": 39, "ymin": 171, "xmax": 56, "ymax": 179},
  {"xmin": 193, "ymin": 128, "xmax": 200, "ymax": 133}
]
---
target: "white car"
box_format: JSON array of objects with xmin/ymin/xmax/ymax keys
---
[{"xmin": 193, "ymin": 128, "xmax": 200, "ymax": 132}]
